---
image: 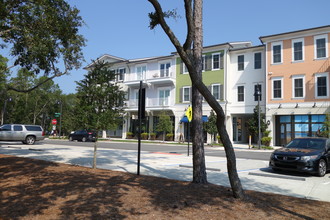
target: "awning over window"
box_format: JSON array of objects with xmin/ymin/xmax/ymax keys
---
[{"xmin": 180, "ymin": 115, "xmax": 208, "ymax": 123}]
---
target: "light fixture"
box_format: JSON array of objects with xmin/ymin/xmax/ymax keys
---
[
  {"xmin": 295, "ymin": 103, "xmax": 299, "ymax": 108},
  {"xmin": 312, "ymin": 102, "xmax": 316, "ymax": 108},
  {"xmin": 278, "ymin": 104, "xmax": 282, "ymax": 109}
]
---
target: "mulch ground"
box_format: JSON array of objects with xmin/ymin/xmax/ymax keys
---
[{"xmin": 0, "ymin": 154, "xmax": 329, "ymax": 220}]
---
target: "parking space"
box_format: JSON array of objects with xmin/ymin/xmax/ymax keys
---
[{"xmin": 0, "ymin": 142, "xmax": 329, "ymax": 202}]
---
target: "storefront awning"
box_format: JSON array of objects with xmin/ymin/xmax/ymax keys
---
[{"xmin": 180, "ymin": 115, "xmax": 208, "ymax": 123}]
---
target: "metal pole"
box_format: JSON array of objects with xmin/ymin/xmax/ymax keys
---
[
  {"xmin": 59, "ymin": 101, "xmax": 62, "ymax": 138},
  {"xmin": 137, "ymin": 81, "xmax": 142, "ymax": 175},
  {"xmin": 257, "ymin": 85, "xmax": 261, "ymax": 150},
  {"xmin": 187, "ymin": 121, "xmax": 190, "ymax": 156}
]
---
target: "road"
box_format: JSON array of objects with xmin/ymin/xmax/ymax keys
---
[{"xmin": 43, "ymin": 139, "xmax": 273, "ymax": 161}]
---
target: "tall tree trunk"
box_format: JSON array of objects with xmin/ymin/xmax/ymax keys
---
[{"xmin": 191, "ymin": 0, "xmax": 207, "ymax": 184}]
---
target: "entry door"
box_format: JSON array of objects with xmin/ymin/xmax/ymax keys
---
[
  {"xmin": 280, "ymin": 123, "xmax": 292, "ymax": 146},
  {"xmin": 233, "ymin": 117, "xmax": 242, "ymax": 142}
]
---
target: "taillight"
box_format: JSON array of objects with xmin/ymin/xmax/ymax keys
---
[
  {"xmin": 88, "ymin": 132, "xmax": 92, "ymax": 135},
  {"xmin": 42, "ymin": 131, "xmax": 45, "ymax": 136}
]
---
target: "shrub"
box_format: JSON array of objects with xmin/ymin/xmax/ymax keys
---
[
  {"xmin": 141, "ymin": 133, "xmax": 149, "ymax": 140},
  {"xmin": 165, "ymin": 133, "xmax": 174, "ymax": 141},
  {"xmin": 261, "ymin": 137, "xmax": 272, "ymax": 147},
  {"xmin": 126, "ymin": 132, "xmax": 134, "ymax": 139},
  {"xmin": 149, "ymin": 133, "xmax": 156, "ymax": 140}
]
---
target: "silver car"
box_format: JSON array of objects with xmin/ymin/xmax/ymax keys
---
[{"xmin": 0, "ymin": 124, "xmax": 45, "ymax": 145}]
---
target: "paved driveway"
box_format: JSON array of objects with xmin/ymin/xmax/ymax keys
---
[{"xmin": 1, "ymin": 142, "xmax": 329, "ymax": 202}]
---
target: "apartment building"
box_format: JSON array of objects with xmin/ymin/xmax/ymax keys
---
[
  {"xmin": 227, "ymin": 44, "xmax": 266, "ymax": 143},
  {"xmin": 260, "ymin": 25, "xmax": 330, "ymax": 146}
]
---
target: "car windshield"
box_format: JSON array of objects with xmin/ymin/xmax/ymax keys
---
[{"xmin": 286, "ymin": 139, "xmax": 326, "ymax": 150}]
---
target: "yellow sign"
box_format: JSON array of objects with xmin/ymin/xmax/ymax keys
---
[{"xmin": 185, "ymin": 106, "xmax": 192, "ymax": 122}]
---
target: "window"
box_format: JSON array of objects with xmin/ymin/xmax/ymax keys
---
[
  {"xmin": 183, "ymin": 87, "xmax": 191, "ymax": 102},
  {"xmin": 254, "ymin": 52, "xmax": 262, "ymax": 69},
  {"xmin": 292, "ymin": 75, "xmax": 304, "ymax": 98},
  {"xmin": 272, "ymin": 42, "xmax": 282, "ymax": 64},
  {"xmin": 315, "ymin": 73, "xmax": 329, "ymax": 98},
  {"xmin": 159, "ymin": 89, "xmax": 170, "ymax": 106},
  {"xmin": 160, "ymin": 62, "xmax": 171, "ymax": 77},
  {"xmin": 315, "ymin": 35, "xmax": 328, "ymax": 59},
  {"xmin": 0, "ymin": 124, "xmax": 11, "ymax": 131},
  {"xmin": 272, "ymin": 78, "xmax": 283, "ymax": 99},
  {"xmin": 292, "ymin": 39, "xmax": 304, "ymax": 61},
  {"xmin": 237, "ymin": 86, "xmax": 244, "ymax": 102},
  {"xmin": 136, "ymin": 66, "xmax": 146, "ymax": 80},
  {"xmin": 254, "ymin": 84, "xmax": 262, "ymax": 101},
  {"xmin": 117, "ymin": 68, "xmax": 125, "ymax": 81},
  {"xmin": 212, "ymin": 53, "xmax": 220, "ymax": 70},
  {"xmin": 212, "ymin": 84, "xmax": 220, "ymax": 100},
  {"xmin": 238, "ymin": 55, "xmax": 244, "ymax": 71},
  {"xmin": 14, "ymin": 125, "xmax": 23, "ymax": 131}
]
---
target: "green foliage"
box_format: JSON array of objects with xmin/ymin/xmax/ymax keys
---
[
  {"xmin": 246, "ymin": 106, "xmax": 268, "ymax": 141},
  {"xmin": 74, "ymin": 61, "xmax": 126, "ymax": 132},
  {"xmin": 204, "ymin": 110, "xmax": 217, "ymax": 144},
  {"xmin": 141, "ymin": 133, "xmax": 149, "ymax": 140},
  {"xmin": 165, "ymin": 133, "xmax": 174, "ymax": 141},
  {"xmin": 149, "ymin": 133, "xmax": 156, "ymax": 140},
  {"xmin": 155, "ymin": 110, "xmax": 173, "ymax": 141},
  {"xmin": 148, "ymin": 9, "xmax": 180, "ymax": 29},
  {"xmin": 319, "ymin": 113, "xmax": 330, "ymax": 138},
  {"xmin": 126, "ymin": 132, "xmax": 134, "ymax": 139},
  {"xmin": 261, "ymin": 137, "xmax": 272, "ymax": 147},
  {"xmin": 0, "ymin": 0, "xmax": 85, "ymax": 76}
]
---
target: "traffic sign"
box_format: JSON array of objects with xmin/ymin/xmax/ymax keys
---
[
  {"xmin": 55, "ymin": 113, "xmax": 61, "ymax": 117},
  {"xmin": 52, "ymin": 119, "xmax": 57, "ymax": 125},
  {"xmin": 185, "ymin": 106, "xmax": 192, "ymax": 122}
]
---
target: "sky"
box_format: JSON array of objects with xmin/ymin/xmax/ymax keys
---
[{"xmin": 53, "ymin": 0, "xmax": 330, "ymax": 94}]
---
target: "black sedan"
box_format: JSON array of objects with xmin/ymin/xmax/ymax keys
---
[
  {"xmin": 68, "ymin": 130, "xmax": 97, "ymax": 142},
  {"xmin": 269, "ymin": 137, "xmax": 330, "ymax": 177}
]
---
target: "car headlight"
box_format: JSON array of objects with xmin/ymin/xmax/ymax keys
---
[{"xmin": 300, "ymin": 155, "xmax": 318, "ymax": 161}]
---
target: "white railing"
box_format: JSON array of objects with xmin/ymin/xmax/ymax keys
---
[
  {"xmin": 125, "ymin": 97, "xmax": 174, "ymax": 108},
  {"xmin": 125, "ymin": 71, "xmax": 174, "ymax": 82}
]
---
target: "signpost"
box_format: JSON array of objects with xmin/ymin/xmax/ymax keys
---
[{"xmin": 185, "ymin": 106, "xmax": 192, "ymax": 156}]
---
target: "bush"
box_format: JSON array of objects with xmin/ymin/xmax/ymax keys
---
[
  {"xmin": 126, "ymin": 132, "xmax": 134, "ymax": 139},
  {"xmin": 217, "ymin": 135, "xmax": 222, "ymax": 144},
  {"xmin": 261, "ymin": 137, "xmax": 272, "ymax": 147},
  {"xmin": 141, "ymin": 133, "xmax": 149, "ymax": 140},
  {"xmin": 165, "ymin": 133, "xmax": 174, "ymax": 141},
  {"xmin": 149, "ymin": 133, "xmax": 156, "ymax": 140}
]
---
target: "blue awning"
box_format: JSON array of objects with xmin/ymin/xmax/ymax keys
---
[{"xmin": 180, "ymin": 115, "xmax": 208, "ymax": 123}]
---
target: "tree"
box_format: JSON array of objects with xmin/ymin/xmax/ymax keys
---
[
  {"xmin": 155, "ymin": 110, "xmax": 173, "ymax": 141},
  {"xmin": 75, "ymin": 61, "xmax": 126, "ymax": 168},
  {"xmin": 0, "ymin": 0, "xmax": 85, "ymax": 93},
  {"xmin": 148, "ymin": 0, "xmax": 244, "ymax": 198},
  {"xmin": 205, "ymin": 110, "xmax": 218, "ymax": 146},
  {"xmin": 246, "ymin": 106, "xmax": 268, "ymax": 143}
]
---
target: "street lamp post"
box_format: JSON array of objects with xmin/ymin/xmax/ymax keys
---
[{"xmin": 254, "ymin": 84, "xmax": 261, "ymax": 150}]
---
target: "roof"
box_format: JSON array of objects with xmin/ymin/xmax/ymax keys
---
[{"xmin": 259, "ymin": 25, "xmax": 330, "ymax": 43}]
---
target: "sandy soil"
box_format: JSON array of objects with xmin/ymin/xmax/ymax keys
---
[{"xmin": 1, "ymin": 154, "xmax": 329, "ymax": 220}]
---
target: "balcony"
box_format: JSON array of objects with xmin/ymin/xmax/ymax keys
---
[
  {"xmin": 124, "ymin": 97, "xmax": 174, "ymax": 111},
  {"xmin": 124, "ymin": 71, "xmax": 175, "ymax": 87}
]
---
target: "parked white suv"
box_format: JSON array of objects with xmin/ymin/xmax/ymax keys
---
[{"xmin": 0, "ymin": 124, "xmax": 45, "ymax": 145}]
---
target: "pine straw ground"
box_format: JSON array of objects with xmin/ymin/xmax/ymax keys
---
[{"xmin": 0, "ymin": 154, "xmax": 329, "ymax": 220}]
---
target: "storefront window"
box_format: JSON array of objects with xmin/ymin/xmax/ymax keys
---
[
  {"xmin": 311, "ymin": 115, "xmax": 326, "ymax": 123},
  {"xmin": 295, "ymin": 124, "xmax": 309, "ymax": 137},
  {"xmin": 294, "ymin": 115, "xmax": 308, "ymax": 123}
]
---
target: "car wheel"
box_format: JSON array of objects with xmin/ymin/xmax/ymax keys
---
[
  {"xmin": 25, "ymin": 136, "xmax": 36, "ymax": 145},
  {"xmin": 317, "ymin": 159, "xmax": 327, "ymax": 177},
  {"xmin": 69, "ymin": 136, "xmax": 73, "ymax": 141},
  {"xmin": 82, "ymin": 137, "xmax": 87, "ymax": 142}
]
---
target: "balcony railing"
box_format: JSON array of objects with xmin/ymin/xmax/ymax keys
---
[
  {"xmin": 125, "ymin": 97, "xmax": 174, "ymax": 109},
  {"xmin": 124, "ymin": 71, "xmax": 175, "ymax": 83}
]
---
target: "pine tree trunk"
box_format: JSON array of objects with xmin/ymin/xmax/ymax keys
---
[{"xmin": 190, "ymin": 0, "xmax": 207, "ymax": 184}]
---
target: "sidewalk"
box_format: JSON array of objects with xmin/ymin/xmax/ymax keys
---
[{"xmin": 1, "ymin": 141, "xmax": 329, "ymax": 202}]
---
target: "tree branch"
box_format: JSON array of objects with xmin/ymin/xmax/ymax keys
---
[
  {"xmin": 183, "ymin": 0, "xmax": 193, "ymax": 51},
  {"xmin": 148, "ymin": 0, "xmax": 193, "ymax": 66}
]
